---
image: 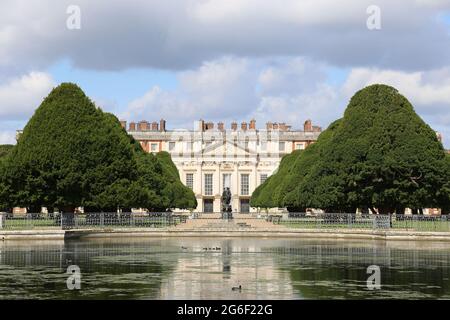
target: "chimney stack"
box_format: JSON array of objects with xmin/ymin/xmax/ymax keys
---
[
  {"xmin": 138, "ymin": 121, "xmax": 149, "ymax": 131},
  {"xmin": 151, "ymin": 121, "xmax": 159, "ymax": 131},
  {"xmin": 249, "ymin": 119, "xmax": 256, "ymax": 130},
  {"xmin": 159, "ymin": 119, "xmax": 166, "ymax": 132},
  {"xmin": 120, "ymin": 121, "xmax": 127, "ymax": 129},
  {"xmin": 273, "ymin": 123, "xmax": 279, "ymax": 130},
  {"xmin": 205, "ymin": 122, "xmax": 214, "ymax": 130},
  {"xmin": 266, "ymin": 122, "xmax": 273, "ymax": 130},
  {"xmin": 129, "ymin": 122, "xmax": 136, "ymax": 131},
  {"xmin": 304, "ymin": 119, "xmax": 312, "ymax": 132},
  {"xmin": 231, "ymin": 121, "xmax": 237, "ymax": 131},
  {"xmin": 217, "ymin": 122, "xmax": 224, "ymax": 131},
  {"xmin": 241, "ymin": 122, "xmax": 248, "ymax": 131}
]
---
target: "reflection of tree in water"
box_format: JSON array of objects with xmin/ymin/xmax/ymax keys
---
[
  {"xmin": 273, "ymin": 243, "xmax": 450, "ymax": 299},
  {"xmin": 0, "ymin": 240, "xmax": 179, "ymax": 299}
]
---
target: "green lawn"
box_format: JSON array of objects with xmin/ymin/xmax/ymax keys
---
[
  {"xmin": 279, "ymin": 218, "xmax": 450, "ymax": 232},
  {"xmin": 392, "ymin": 220, "xmax": 450, "ymax": 232},
  {"xmin": 2, "ymin": 216, "xmax": 183, "ymax": 230},
  {"xmin": 279, "ymin": 221, "xmax": 375, "ymax": 229},
  {"xmin": 3, "ymin": 218, "xmax": 59, "ymax": 230}
]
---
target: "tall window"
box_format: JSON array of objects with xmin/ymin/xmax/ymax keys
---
[
  {"xmin": 169, "ymin": 142, "xmax": 176, "ymax": 151},
  {"xmin": 223, "ymin": 173, "xmax": 231, "ymax": 192},
  {"xmin": 295, "ymin": 143, "xmax": 305, "ymax": 150},
  {"xmin": 204, "ymin": 174, "xmax": 213, "ymax": 196},
  {"xmin": 186, "ymin": 173, "xmax": 194, "ymax": 190},
  {"xmin": 151, "ymin": 143, "xmax": 158, "ymax": 152},
  {"xmin": 260, "ymin": 174, "xmax": 268, "ymax": 185},
  {"xmin": 279, "ymin": 142, "xmax": 285, "ymax": 152},
  {"xmin": 241, "ymin": 174, "xmax": 249, "ymax": 196}
]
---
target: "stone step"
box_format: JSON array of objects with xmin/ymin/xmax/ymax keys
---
[{"xmin": 173, "ymin": 217, "xmax": 287, "ymax": 231}]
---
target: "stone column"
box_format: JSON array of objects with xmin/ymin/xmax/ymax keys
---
[
  {"xmin": 233, "ymin": 163, "xmax": 240, "ymax": 212},
  {"xmin": 0, "ymin": 213, "xmax": 4, "ymax": 229},
  {"xmin": 196, "ymin": 164, "xmax": 203, "ymax": 212}
]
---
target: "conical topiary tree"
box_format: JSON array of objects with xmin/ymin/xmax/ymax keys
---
[
  {"xmin": 297, "ymin": 84, "xmax": 450, "ymax": 213},
  {"xmin": 0, "ymin": 83, "xmax": 197, "ymax": 213},
  {"xmin": 250, "ymin": 84, "xmax": 450, "ymax": 214}
]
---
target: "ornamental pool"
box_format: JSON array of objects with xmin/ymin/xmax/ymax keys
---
[{"xmin": 0, "ymin": 238, "xmax": 449, "ymax": 299}]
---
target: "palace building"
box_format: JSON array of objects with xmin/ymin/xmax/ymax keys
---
[{"xmin": 122, "ymin": 119, "xmax": 322, "ymax": 213}]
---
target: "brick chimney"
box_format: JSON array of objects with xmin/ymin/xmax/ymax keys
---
[
  {"xmin": 279, "ymin": 122, "xmax": 286, "ymax": 131},
  {"xmin": 159, "ymin": 119, "xmax": 166, "ymax": 132},
  {"xmin": 217, "ymin": 122, "xmax": 224, "ymax": 131},
  {"xmin": 151, "ymin": 121, "xmax": 159, "ymax": 131},
  {"xmin": 266, "ymin": 122, "xmax": 273, "ymax": 130},
  {"xmin": 241, "ymin": 122, "xmax": 248, "ymax": 131},
  {"xmin": 129, "ymin": 122, "xmax": 136, "ymax": 131},
  {"xmin": 205, "ymin": 122, "xmax": 214, "ymax": 130},
  {"xmin": 120, "ymin": 120, "xmax": 127, "ymax": 129},
  {"xmin": 273, "ymin": 123, "xmax": 279, "ymax": 130},
  {"xmin": 138, "ymin": 121, "xmax": 149, "ymax": 131},
  {"xmin": 304, "ymin": 119, "xmax": 312, "ymax": 132},
  {"xmin": 231, "ymin": 121, "xmax": 237, "ymax": 131},
  {"xmin": 249, "ymin": 119, "xmax": 256, "ymax": 130}
]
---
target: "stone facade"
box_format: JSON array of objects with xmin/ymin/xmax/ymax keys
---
[{"xmin": 124, "ymin": 119, "xmax": 321, "ymax": 213}]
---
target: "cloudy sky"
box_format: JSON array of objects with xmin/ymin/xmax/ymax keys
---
[{"xmin": 1, "ymin": 0, "xmax": 450, "ymax": 147}]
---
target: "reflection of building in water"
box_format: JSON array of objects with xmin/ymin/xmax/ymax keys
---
[{"xmin": 158, "ymin": 240, "xmax": 295, "ymax": 299}]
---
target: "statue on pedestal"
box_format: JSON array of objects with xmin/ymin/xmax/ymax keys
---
[{"xmin": 221, "ymin": 187, "xmax": 233, "ymax": 219}]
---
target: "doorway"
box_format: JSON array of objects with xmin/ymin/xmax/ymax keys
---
[
  {"xmin": 203, "ymin": 199, "xmax": 214, "ymax": 213},
  {"xmin": 240, "ymin": 199, "xmax": 250, "ymax": 213}
]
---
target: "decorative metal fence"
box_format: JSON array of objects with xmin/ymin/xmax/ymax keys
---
[
  {"xmin": 277, "ymin": 213, "xmax": 391, "ymax": 230},
  {"xmin": 1, "ymin": 212, "xmax": 449, "ymax": 232},
  {"xmin": 277, "ymin": 213, "xmax": 450, "ymax": 232},
  {"xmin": 0, "ymin": 213, "xmax": 187, "ymax": 230}
]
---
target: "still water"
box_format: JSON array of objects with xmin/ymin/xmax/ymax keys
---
[{"xmin": 0, "ymin": 238, "xmax": 449, "ymax": 299}]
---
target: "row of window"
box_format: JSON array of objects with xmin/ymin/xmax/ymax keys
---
[
  {"xmin": 185, "ymin": 173, "xmax": 269, "ymax": 196},
  {"xmin": 165, "ymin": 141, "xmax": 305, "ymax": 152}
]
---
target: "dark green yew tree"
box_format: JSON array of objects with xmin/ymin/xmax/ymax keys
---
[
  {"xmin": 250, "ymin": 150, "xmax": 301, "ymax": 209},
  {"xmin": 0, "ymin": 145, "xmax": 13, "ymax": 159},
  {"xmin": 251, "ymin": 84, "xmax": 450, "ymax": 213},
  {"xmin": 0, "ymin": 83, "xmax": 196, "ymax": 212}
]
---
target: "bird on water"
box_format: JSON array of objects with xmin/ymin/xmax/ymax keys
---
[{"xmin": 232, "ymin": 285, "xmax": 242, "ymax": 292}]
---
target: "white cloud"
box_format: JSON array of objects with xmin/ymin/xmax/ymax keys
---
[
  {"xmin": 343, "ymin": 68, "xmax": 450, "ymax": 111},
  {"xmin": 0, "ymin": 72, "xmax": 55, "ymax": 120},
  {"xmin": 0, "ymin": 131, "xmax": 15, "ymax": 145},
  {"xmin": 122, "ymin": 57, "xmax": 343, "ymax": 131},
  {"xmin": 122, "ymin": 57, "xmax": 258, "ymax": 126},
  {"xmin": 253, "ymin": 84, "xmax": 342, "ymax": 129}
]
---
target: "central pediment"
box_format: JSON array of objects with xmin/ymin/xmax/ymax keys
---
[{"xmin": 194, "ymin": 140, "xmax": 257, "ymax": 158}]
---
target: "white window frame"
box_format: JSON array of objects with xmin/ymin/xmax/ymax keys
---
[
  {"xmin": 204, "ymin": 173, "xmax": 213, "ymax": 196},
  {"xmin": 240, "ymin": 174, "xmax": 249, "ymax": 196},
  {"xmin": 186, "ymin": 173, "xmax": 194, "ymax": 190}
]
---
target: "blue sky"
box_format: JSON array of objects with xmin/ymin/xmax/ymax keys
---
[
  {"xmin": 47, "ymin": 59, "xmax": 179, "ymax": 113},
  {"xmin": 1, "ymin": 0, "xmax": 450, "ymax": 147}
]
